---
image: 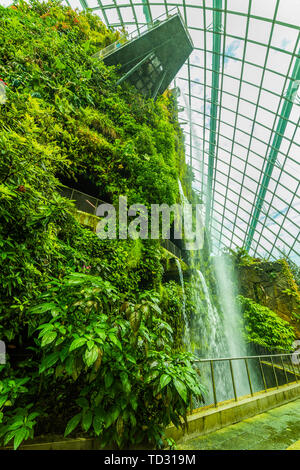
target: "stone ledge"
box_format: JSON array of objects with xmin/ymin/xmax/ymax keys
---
[
  {"xmin": 286, "ymin": 439, "xmax": 300, "ymax": 450},
  {"xmin": 165, "ymin": 381, "xmax": 300, "ymax": 444}
]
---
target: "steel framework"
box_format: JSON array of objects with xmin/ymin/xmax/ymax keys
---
[{"xmin": 57, "ymin": 0, "xmax": 299, "ymax": 263}]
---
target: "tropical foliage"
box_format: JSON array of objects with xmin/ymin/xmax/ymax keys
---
[
  {"xmin": 0, "ymin": 0, "xmax": 202, "ymax": 450},
  {"xmin": 237, "ymin": 295, "xmax": 296, "ymax": 351}
]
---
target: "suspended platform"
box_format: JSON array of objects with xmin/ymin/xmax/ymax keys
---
[{"xmin": 93, "ymin": 10, "xmax": 193, "ymax": 100}]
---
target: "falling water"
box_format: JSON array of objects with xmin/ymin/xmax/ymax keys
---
[
  {"xmin": 178, "ymin": 179, "xmax": 186, "ymax": 202},
  {"xmin": 177, "ymin": 179, "xmax": 260, "ymax": 401},
  {"xmin": 196, "ymin": 270, "xmax": 223, "ymax": 357},
  {"xmin": 192, "ymin": 269, "xmax": 232, "ymax": 403},
  {"xmin": 213, "ymin": 254, "xmax": 261, "ymax": 397},
  {"xmin": 174, "ymin": 258, "xmax": 191, "ymax": 349}
]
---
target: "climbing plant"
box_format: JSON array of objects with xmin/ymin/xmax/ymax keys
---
[
  {"xmin": 237, "ymin": 295, "xmax": 296, "ymax": 351},
  {"xmin": 0, "ymin": 0, "xmax": 202, "ymax": 450}
]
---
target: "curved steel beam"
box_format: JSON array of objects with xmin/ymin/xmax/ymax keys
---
[
  {"xmin": 245, "ymin": 50, "xmax": 300, "ymax": 252},
  {"xmin": 205, "ymin": 0, "xmax": 222, "ymax": 231}
]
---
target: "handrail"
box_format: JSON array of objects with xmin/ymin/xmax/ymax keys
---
[
  {"xmin": 194, "ymin": 352, "xmax": 299, "ymax": 362},
  {"xmin": 193, "ymin": 351, "xmax": 300, "ymax": 408},
  {"xmin": 58, "ymin": 185, "xmax": 107, "ymax": 216},
  {"xmin": 93, "ymin": 6, "xmax": 193, "ymax": 61}
]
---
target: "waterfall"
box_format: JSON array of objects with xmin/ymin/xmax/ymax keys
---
[
  {"xmin": 174, "ymin": 258, "xmax": 191, "ymax": 350},
  {"xmin": 213, "ymin": 254, "xmax": 261, "ymax": 397},
  {"xmin": 192, "ymin": 264, "xmax": 261, "ymax": 402},
  {"xmin": 196, "ymin": 270, "xmax": 223, "ymax": 357},
  {"xmin": 176, "ymin": 178, "xmax": 261, "ymax": 401},
  {"xmin": 178, "ymin": 179, "xmax": 186, "ymax": 202},
  {"xmin": 192, "ymin": 269, "xmax": 232, "ymax": 403}
]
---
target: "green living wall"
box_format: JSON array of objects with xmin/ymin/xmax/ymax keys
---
[
  {"xmin": 0, "ymin": 0, "xmax": 204, "ymax": 450},
  {"xmin": 231, "ymin": 248, "xmax": 298, "ymax": 351}
]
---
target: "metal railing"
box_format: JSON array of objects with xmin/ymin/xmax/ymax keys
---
[
  {"xmin": 58, "ymin": 185, "xmax": 184, "ymax": 259},
  {"xmin": 58, "ymin": 186, "xmax": 107, "ymax": 216},
  {"xmin": 194, "ymin": 352, "xmax": 300, "ymax": 408},
  {"xmin": 160, "ymin": 239, "xmax": 182, "ymax": 260},
  {"xmin": 93, "ymin": 6, "xmax": 192, "ymax": 61}
]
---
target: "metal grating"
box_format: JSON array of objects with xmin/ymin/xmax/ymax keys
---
[{"xmin": 6, "ymin": 0, "xmax": 298, "ymax": 264}]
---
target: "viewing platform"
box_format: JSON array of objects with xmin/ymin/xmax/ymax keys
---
[{"xmin": 93, "ymin": 8, "xmax": 193, "ymax": 100}]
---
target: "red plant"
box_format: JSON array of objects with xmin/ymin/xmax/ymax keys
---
[{"xmin": 17, "ymin": 185, "xmax": 26, "ymax": 193}]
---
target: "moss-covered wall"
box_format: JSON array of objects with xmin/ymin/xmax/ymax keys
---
[
  {"xmin": 0, "ymin": 1, "xmax": 206, "ymax": 450},
  {"xmin": 237, "ymin": 259, "xmax": 300, "ymax": 339}
]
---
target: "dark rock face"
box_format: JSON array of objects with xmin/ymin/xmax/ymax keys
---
[{"xmin": 237, "ymin": 260, "xmax": 300, "ymax": 339}]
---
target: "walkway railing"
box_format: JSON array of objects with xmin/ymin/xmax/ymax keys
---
[
  {"xmin": 93, "ymin": 7, "xmax": 192, "ymax": 61},
  {"xmin": 58, "ymin": 185, "xmax": 183, "ymax": 259},
  {"xmin": 194, "ymin": 352, "xmax": 300, "ymax": 407},
  {"xmin": 58, "ymin": 186, "xmax": 106, "ymax": 216},
  {"xmin": 160, "ymin": 239, "xmax": 182, "ymax": 259}
]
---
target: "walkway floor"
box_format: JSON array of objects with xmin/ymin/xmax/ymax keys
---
[{"xmin": 177, "ymin": 399, "xmax": 300, "ymax": 450}]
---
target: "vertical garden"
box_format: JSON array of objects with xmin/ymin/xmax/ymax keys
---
[
  {"xmin": 0, "ymin": 0, "xmax": 204, "ymax": 450},
  {"xmin": 1, "ymin": 0, "xmax": 299, "ymax": 452}
]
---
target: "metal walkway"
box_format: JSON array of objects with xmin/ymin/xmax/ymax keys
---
[{"xmin": 178, "ymin": 397, "xmax": 300, "ymax": 450}]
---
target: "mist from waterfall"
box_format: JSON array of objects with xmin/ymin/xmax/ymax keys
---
[
  {"xmin": 212, "ymin": 254, "xmax": 251, "ymax": 397},
  {"xmin": 176, "ymin": 179, "xmax": 261, "ymax": 402},
  {"xmin": 174, "ymin": 258, "xmax": 191, "ymax": 350},
  {"xmin": 188, "ymin": 269, "xmax": 232, "ymax": 403}
]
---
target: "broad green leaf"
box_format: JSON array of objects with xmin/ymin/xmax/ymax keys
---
[
  {"xmin": 120, "ymin": 372, "xmax": 131, "ymax": 394},
  {"xmin": 41, "ymin": 331, "xmax": 57, "ymax": 347},
  {"xmin": 104, "ymin": 372, "xmax": 113, "ymax": 389},
  {"xmin": 69, "ymin": 337, "xmax": 86, "ymax": 352},
  {"xmin": 64, "ymin": 413, "xmax": 81, "ymax": 437},
  {"xmin": 8, "ymin": 418, "xmax": 24, "ymax": 430},
  {"xmin": 160, "ymin": 374, "xmax": 171, "ymax": 389},
  {"xmin": 4, "ymin": 430, "xmax": 17, "ymax": 446},
  {"xmin": 151, "ymin": 303, "xmax": 161, "ymax": 315},
  {"xmin": 108, "ymin": 332, "xmax": 122, "ymax": 350},
  {"xmin": 65, "ymin": 356, "xmax": 74, "ymax": 376},
  {"xmin": 93, "ymin": 412, "xmax": 103, "ymax": 436},
  {"xmin": 30, "ymin": 303, "xmax": 57, "ymax": 314},
  {"xmin": 84, "ymin": 345, "xmax": 98, "ymax": 367},
  {"xmin": 94, "ymin": 328, "xmax": 106, "ymax": 340},
  {"xmin": 130, "ymin": 395, "xmax": 138, "ymax": 411},
  {"xmin": 39, "ymin": 351, "xmax": 60, "ymax": 373},
  {"xmin": 59, "ymin": 346, "xmax": 70, "ymax": 362},
  {"xmin": 82, "ymin": 409, "xmax": 92, "ymax": 432},
  {"xmin": 125, "ymin": 354, "xmax": 136, "ymax": 364},
  {"xmin": 129, "ymin": 413, "xmax": 136, "ymax": 428},
  {"xmin": 13, "ymin": 428, "xmax": 27, "ymax": 450},
  {"xmin": 87, "ymin": 340, "xmax": 94, "ymax": 351},
  {"xmin": 0, "ymin": 396, "xmax": 9, "ymax": 408},
  {"xmin": 37, "ymin": 324, "xmax": 54, "ymax": 337},
  {"xmin": 105, "ymin": 406, "xmax": 120, "ymax": 428},
  {"xmin": 28, "ymin": 412, "xmax": 40, "ymax": 421},
  {"xmin": 173, "ymin": 378, "xmax": 187, "ymax": 403}
]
